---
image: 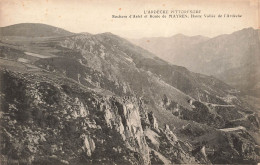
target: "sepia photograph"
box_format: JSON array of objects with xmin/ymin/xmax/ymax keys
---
[{"xmin": 0, "ymin": 0, "xmax": 259, "ymax": 164}]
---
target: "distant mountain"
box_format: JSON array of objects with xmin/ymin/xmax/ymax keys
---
[
  {"xmin": 0, "ymin": 23, "xmax": 259, "ymax": 164},
  {"xmin": 130, "ymin": 34, "xmax": 209, "ymax": 63},
  {"xmin": 131, "ymin": 28, "xmax": 260, "ymax": 97},
  {"xmin": 0, "ymin": 23, "xmax": 74, "ymax": 37}
]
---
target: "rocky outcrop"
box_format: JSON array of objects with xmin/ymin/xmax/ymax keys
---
[
  {"xmin": 0, "ymin": 69, "xmax": 214, "ymax": 164},
  {"xmin": 0, "ymin": 70, "xmax": 150, "ymax": 164},
  {"xmin": 147, "ymin": 112, "xmax": 159, "ymax": 132},
  {"xmin": 104, "ymin": 98, "xmax": 150, "ymax": 164},
  {"xmin": 0, "ymin": 23, "xmax": 259, "ymax": 164},
  {"xmin": 1, "ymin": 67, "xmax": 259, "ymax": 164},
  {"xmin": 164, "ymin": 124, "xmax": 178, "ymax": 143},
  {"xmin": 81, "ymin": 134, "xmax": 96, "ymax": 157}
]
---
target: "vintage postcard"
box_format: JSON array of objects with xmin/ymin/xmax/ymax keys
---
[{"xmin": 0, "ymin": 0, "xmax": 259, "ymax": 164}]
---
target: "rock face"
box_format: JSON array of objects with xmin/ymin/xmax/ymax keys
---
[
  {"xmin": 0, "ymin": 70, "xmax": 146, "ymax": 164},
  {"xmin": 81, "ymin": 134, "xmax": 96, "ymax": 157},
  {"xmin": 147, "ymin": 112, "xmax": 159, "ymax": 132},
  {"xmin": 0, "ymin": 23, "xmax": 259, "ymax": 164},
  {"xmin": 0, "ymin": 70, "xmax": 202, "ymax": 164},
  {"xmin": 104, "ymin": 98, "xmax": 150, "ymax": 164}
]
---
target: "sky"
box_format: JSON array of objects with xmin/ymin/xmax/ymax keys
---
[{"xmin": 0, "ymin": 0, "xmax": 259, "ymax": 38}]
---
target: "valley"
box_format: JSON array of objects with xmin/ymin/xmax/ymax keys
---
[{"xmin": 0, "ymin": 23, "xmax": 259, "ymax": 164}]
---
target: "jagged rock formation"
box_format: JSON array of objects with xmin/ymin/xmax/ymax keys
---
[
  {"xmin": 0, "ymin": 23, "xmax": 259, "ymax": 164},
  {"xmin": 0, "ymin": 70, "xmax": 205, "ymax": 164}
]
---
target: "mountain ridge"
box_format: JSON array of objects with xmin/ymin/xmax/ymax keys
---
[
  {"xmin": 0, "ymin": 23, "xmax": 259, "ymax": 164},
  {"xmin": 0, "ymin": 23, "xmax": 74, "ymax": 37},
  {"xmin": 131, "ymin": 27, "xmax": 260, "ymax": 97}
]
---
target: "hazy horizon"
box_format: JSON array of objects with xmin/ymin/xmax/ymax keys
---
[
  {"xmin": 0, "ymin": 0, "xmax": 258, "ymax": 38},
  {"xmin": 0, "ymin": 22, "xmax": 257, "ymax": 39}
]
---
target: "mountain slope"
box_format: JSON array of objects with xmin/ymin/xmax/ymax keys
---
[
  {"xmin": 131, "ymin": 28, "xmax": 260, "ymax": 97},
  {"xmin": 130, "ymin": 34, "xmax": 209, "ymax": 63},
  {"xmin": 0, "ymin": 24, "xmax": 259, "ymax": 164},
  {"xmin": 0, "ymin": 23, "xmax": 73, "ymax": 37}
]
